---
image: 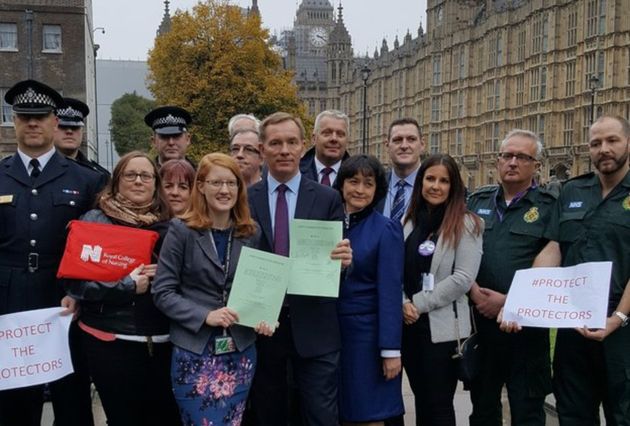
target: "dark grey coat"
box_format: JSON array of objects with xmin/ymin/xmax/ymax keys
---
[{"xmin": 152, "ymin": 218, "xmax": 260, "ymax": 355}]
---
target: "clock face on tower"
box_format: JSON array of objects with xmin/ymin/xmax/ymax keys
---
[{"xmin": 309, "ymin": 27, "xmax": 328, "ymax": 48}]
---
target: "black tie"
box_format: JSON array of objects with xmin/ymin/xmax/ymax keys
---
[{"xmin": 30, "ymin": 159, "xmax": 41, "ymax": 179}]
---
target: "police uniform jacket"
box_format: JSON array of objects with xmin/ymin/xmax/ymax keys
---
[
  {"xmin": 74, "ymin": 150, "xmax": 110, "ymax": 178},
  {"xmin": 0, "ymin": 152, "xmax": 104, "ymax": 315}
]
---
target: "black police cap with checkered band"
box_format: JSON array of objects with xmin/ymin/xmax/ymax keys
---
[
  {"xmin": 144, "ymin": 106, "xmax": 192, "ymax": 136},
  {"xmin": 56, "ymin": 97, "xmax": 89, "ymax": 127},
  {"xmin": 4, "ymin": 79, "xmax": 65, "ymax": 115}
]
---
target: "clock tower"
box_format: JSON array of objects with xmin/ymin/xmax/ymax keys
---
[{"xmin": 286, "ymin": 0, "xmax": 335, "ymax": 117}]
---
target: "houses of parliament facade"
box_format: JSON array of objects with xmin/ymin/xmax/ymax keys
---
[{"xmin": 283, "ymin": 0, "xmax": 630, "ymax": 189}]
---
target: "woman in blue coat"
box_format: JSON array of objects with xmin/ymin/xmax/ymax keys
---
[{"xmin": 335, "ymin": 154, "xmax": 405, "ymax": 425}]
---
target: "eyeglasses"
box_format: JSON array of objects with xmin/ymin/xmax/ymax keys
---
[
  {"xmin": 498, "ymin": 152, "xmax": 538, "ymax": 163},
  {"xmin": 230, "ymin": 145, "xmax": 260, "ymax": 156},
  {"xmin": 205, "ymin": 180, "xmax": 239, "ymax": 189},
  {"xmin": 121, "ymin": 172, "xmax": 155, "ymax": 183}
]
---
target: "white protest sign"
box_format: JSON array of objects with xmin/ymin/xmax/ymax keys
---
[
  {"xmin": 0, "ymin": 307, "xmax": 73, "ymax": 390},
  {"xmin": 503, "ymin": 261, "xmax": 611, "ymax": 329}
]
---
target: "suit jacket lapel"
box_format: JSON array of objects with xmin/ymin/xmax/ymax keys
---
[
  {"xmin": 195, "ymin": 230, "xmax": 223, "ymax": 271},
  {"xmin": 294, "ymin": 178, "xmax": 316, "ymax": 219},
  {"xmin": 431, "ymin": 235, "xmax": 447, "ymax": 277},
  {"xmin": 4, "ymin": 154, "xmax": 31, "ymax": 186},
  {"xmin": 34, "ymin": 152, "xmax": 67, "ymax": 188},
  {"xmin": 250, "ymin": 182, "xmax": 273, "ymax": 250}
]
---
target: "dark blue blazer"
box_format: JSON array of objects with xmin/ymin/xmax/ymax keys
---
[
  {"xmin": 0, "ymin": 152, "xmax": 105, "ymax": 314},
  {"xmin": 248, "ymin": 175, "xmax": 344, "ymax": 357}
]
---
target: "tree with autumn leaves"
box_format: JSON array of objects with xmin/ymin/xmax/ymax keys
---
[{"xmin": 147, "ymin": 1, "xmax": 307, "ymax": 158}]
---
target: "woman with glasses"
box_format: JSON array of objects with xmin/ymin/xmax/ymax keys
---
[
  {"xmin": 153, "ymin": 153, "xmax": 274, "ymax": 426},
  {"xmin": 401, "ymin": 154, "xmax": 484, "ymax": 426},
  {"xmin": 65, "ymin": 151, "xmax": 180, "ymax": 426},
  {"xmin": 159, "ymin": 159, "xmax": 196, "ymax": 216}
]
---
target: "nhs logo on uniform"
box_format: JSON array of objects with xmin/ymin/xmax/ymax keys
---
[
  {"xmin": 80, "ymin": 245, "xmax": 103, "ymax": 262},
  {"xmin": 568, "ymin": 201, "xmax": 583, "ymax": 209}
]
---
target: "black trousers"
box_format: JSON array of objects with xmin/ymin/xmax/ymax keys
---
[
  {"xmin": 553, "ymin": 327, "xmax": 630, "ymax": 426},
  {"xmin": 248, "ymin": 309, "xmax": 339, "ymax": 426},
  {"xmin": 0, "ymin": 321, "xmax": 94, "ymax": 426},
  {"xmin": 468, "ymin": 330, "xmax": 549, "ymax": 426},
  {"xmin": 81, "ymin": 330, "xmax": 181, "ymax": 426},
  {"xmin": 401, "ymin": 317, "xmax": 459, "ymax": 426}
]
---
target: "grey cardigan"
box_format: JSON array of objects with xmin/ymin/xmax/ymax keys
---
[
  {"xmin": 152, "ymin": 218, "xmax": 260, "ymax": 355},
  {"xmin": 404, "ymin": 214, "xmax": 484, "ymax": 343}
]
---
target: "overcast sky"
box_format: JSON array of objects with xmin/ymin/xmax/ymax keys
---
[{"xmin": 93, "ymin": 0, "xmax": 427, "ymax": 60}]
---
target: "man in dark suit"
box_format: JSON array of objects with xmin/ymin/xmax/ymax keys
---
[
  {"xmin": 247, "ymin": 112, "xmax": 352, "ymax": 425},
  {"xmin": 376, "ymin": 118, "xmax": 426, "ymax": 223},
  {"xmin": 0, "ymin": 80, "xmax": 105, "ymax": 425},
  {"xmin": 299, "ymin": 110, "xmax": 350, "ymax": 186}
]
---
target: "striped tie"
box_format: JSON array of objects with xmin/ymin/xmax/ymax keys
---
[{"xmin": 390, "ymin": 180, "xmax": 406, "ymax": 222}]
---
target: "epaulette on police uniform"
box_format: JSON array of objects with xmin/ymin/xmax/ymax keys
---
[{"xmin": 73, "ymin": 158, "xmax": 109, "ymax": 176}]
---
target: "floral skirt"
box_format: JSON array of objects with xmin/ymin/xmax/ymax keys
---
[{"xmin": 171, "ymin": 342, "xmax": 256, "ymax": 426}]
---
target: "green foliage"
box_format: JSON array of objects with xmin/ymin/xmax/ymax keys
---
[
  {"xmin": 147, "ymin": 1, "xmax": 307, "ymax": 160},
  {"xmin": 109, "ymin": 92, "xmax": 156, "ymax": 156}
]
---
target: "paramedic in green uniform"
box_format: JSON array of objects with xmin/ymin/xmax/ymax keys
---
[
  {"xmin": 529, "ymin": 115, "xmax": 630, "ymax": 425},
  {"xmin": 467, "ymin": 129, "xmax": 555, "ymax": 426}
]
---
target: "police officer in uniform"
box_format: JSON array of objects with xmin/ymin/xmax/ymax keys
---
[
  {"xmin": 0, "ymin": 80, "xmax": 104, "ymax": 426},
  {"xmin": 526, "ymin": 115, "xmax": 630, "ymax": 425},
  {"xmin": 144, "ymin": 105, "xmax": 196, "ymax": 169},
  {"xmin": 54, "ymin": 97, "xmax": 110, "ymax": 177},
  {"xmin": 467, "ymin": 129, "xmax": 555, "ymax": 425}
]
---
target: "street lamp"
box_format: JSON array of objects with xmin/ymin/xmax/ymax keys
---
[
  {"xmin": 361, "ymin": 65, "xmax": 371, "ymax": 154},
  {"xmin": 588, "ymin": 74, "xmax": 599, "ymax": 172},
  {"xmin": 589, "ymin": 74, "xmax": 599, "ymax": 125},
  {"xmin": 92, "ymin": 27, "xmax": 105, "ymax": 167}
]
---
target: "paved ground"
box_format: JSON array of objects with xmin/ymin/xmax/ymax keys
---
[{"xmin": 42, "ymin": 372, "xmax": 570, "ymax": 425}]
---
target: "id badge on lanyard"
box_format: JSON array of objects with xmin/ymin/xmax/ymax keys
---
[{"xmin": 213, "ymin": 229, "xmax": 236, "ymax": 355}]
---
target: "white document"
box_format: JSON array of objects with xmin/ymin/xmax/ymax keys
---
[
  {"xmin": 503, "ymin": 261, "xmax": 611, "ymax": 329},
  {"xmin": 0, "ymin": 307, "xmax": 74, "ymax": 390}
]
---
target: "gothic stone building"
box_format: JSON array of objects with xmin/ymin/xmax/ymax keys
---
[
  {"xmin": 287, "ymin": 0, "xmax": 630, "ymax": 189},
  {"xmin": 0, "ymin": 0, "xmax": 98, "ymax": 159}
]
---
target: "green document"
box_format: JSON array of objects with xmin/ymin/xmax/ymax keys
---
[
  {"xmin": 227, "ymin": 247, "xmax": 290, "ymax": 328},
  {"xmin": 288, "ymin": 219, "xmax": 343, "ymax": 297}
]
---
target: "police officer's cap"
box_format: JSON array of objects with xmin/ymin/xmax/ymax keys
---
[
  {"xmin": 4, "ymin": 79, "xmax": 65, "ymax": 115},
  {"xmin": 56, "ymin": 98, "xmax": 89, "ymax": 127},
  {"xmin": 144, "ymin": 106, "xmax": 192, "ymax": 136}
]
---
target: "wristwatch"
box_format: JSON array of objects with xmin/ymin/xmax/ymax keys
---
[{"xmin": 613, "ymin": 311, "xmax": 629, "ymax": 327}]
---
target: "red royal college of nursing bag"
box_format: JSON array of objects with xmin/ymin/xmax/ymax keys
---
[{"xmin": 57, "ymin": 220, "xmax": 159, "ymax": 282}]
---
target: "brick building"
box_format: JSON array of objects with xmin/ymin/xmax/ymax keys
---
[{"xmin": 0, "ymin": 0, "xmax": 97, "ymax": 160}]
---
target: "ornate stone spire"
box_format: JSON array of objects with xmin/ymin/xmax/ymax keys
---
[
  {"xmin": 381, "ymin": 38, "xmax": 389, "ymax": 56},
  {"xmin": 250, "ymin": 0, "xmax": 260, "ymax": 16},
  {"xmin": 329, "ymin": 1, "xmax": 351, "ymax": 45},
  {"xmin": 157, "ymin": 0, "xmax": 171, "ymax": 36},
  {"xmin": 404, "ymin": 29, "xmax": 412, "ymax": 44}
]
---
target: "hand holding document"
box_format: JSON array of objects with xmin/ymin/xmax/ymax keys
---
[
  {"xmin": 502, "ymin": 261, "xmax": 611, "ymax": 329},
  {"xmin": 288, "ymin": 219, "xmax": 343, "ymax": 297},
  {"xmin": 226, "ymin": 247, "xmax": 290, "ymax": 328},
  {"xmin": 227, "ymin": 220, "xmax": 345, "ymax": 328}
]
